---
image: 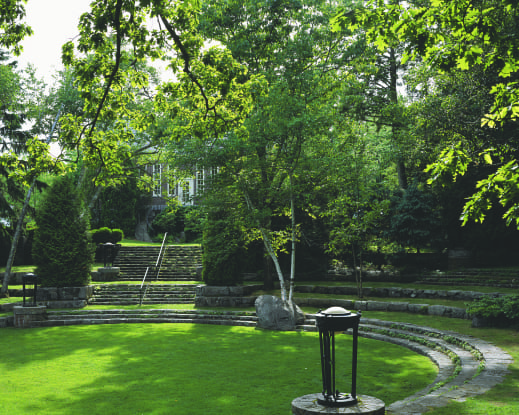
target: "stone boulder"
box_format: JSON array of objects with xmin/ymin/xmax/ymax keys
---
[{"xmin": 255, "ymin": 295, "xmax": 304, "ymax": 331}]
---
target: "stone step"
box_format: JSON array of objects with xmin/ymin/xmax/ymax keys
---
[
  {"xmin": 89, "ymin": 284, "xmax": 197, "ymax": 305},
  {"xmin": 121, "ymin": 277, "xmax": 200, "ymax": 281},
  {"xmin": 112, "ymin": 245, "xmax": 202, "ymax": 281},
  {"xmin": 89, "ymin": 298, "xmax": 193, "ymax": 306},
  {"xmin": 31, "ymin": 309, "xmax": 258, "ymax": 327},
  {"xmin": 89, "ymin": 295, "xmax": 194, "ymax": 299},
  {"xmin": 93, "ymin": 284, "xmax": 197, "ymax": 290}
]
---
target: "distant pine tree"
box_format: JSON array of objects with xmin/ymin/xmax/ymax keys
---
[{"xmin": 33, "ymin": 175, "xmax": 94, "ymax": 287}]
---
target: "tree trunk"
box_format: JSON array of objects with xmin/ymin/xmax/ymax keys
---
[
  {"xmin": 1, "ymin": 184, "xmax": 34, "ymax": 297},
  {"xmin": 288, "ymin": 174, "xmax": 296, "ymax": 303},
  {"xmin": 243, "ymin": 191, "xmax": 288, "ymax": 303},
  {"xmin": 260, "ymin": 227, "xmax": 287, "ymax": 303}
]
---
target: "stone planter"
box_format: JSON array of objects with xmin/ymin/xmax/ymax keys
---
[
  {"xmin": 35, "ymin": 286, "xmax": 94, "ymax": 308},
  {"xmin": 93, "ymin": 267, "xmax": 121, "ymax": 282},
  {"xmin": 13, "ymin": 305, "xmax": 47, "ymax": 328}
]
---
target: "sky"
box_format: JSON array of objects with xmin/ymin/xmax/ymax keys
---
[{"xmin": 17, "ymin": 0, "xmax": 93, "ymax": 84}]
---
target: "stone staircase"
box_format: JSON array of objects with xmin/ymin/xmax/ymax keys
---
[
  {"xmin": 113, "ymin": 245, "xmax": 202, "ymax": 281},
  {"xmin": 30, "ymin": 309, "xmax": 258, "ymax": 327},
  {"xmin": 89, "ymin": 284, "xmax": 196, "ymax": 305},
  {"xmin": 416, "ymin": 269, "xmax": 519, "ymax": 288}
]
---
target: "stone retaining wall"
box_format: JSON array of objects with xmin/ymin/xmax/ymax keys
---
[
  {"xmin": 194, "ymin": 284, "xmax": 471, "ymax": 319},
  {"xmin": 296, "ymin": 298, "xmax": 469, "ymax": 319},
  {"xmin": 194, "ymin": 285, "xmax": 260, "ymax": 307},
  {"xmin": 293, "ymin": 284, "xmax": 502, "ymax": 301},
  {"xmin": 35, "ymin": 286, "xmax": 95, "ymax": 308}
]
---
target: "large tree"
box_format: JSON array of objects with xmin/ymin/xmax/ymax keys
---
[
  {"xmin": 191, "ymin": 0, "xmax": 350, "ymax": 304},
  {"xmin": 333, "ymin": 0, "xmax": 519, "ymax": 228}
]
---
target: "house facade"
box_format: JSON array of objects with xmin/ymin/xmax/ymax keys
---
[{"xmin": 135, "ymin": 164, "xmax": 214, "ymax": 241}]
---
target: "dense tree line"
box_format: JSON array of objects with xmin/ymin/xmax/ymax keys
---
[{"xmin": 1, "ymin": 0, "xmax": 519, "ymax": 300}]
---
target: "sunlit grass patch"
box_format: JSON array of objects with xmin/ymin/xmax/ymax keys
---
[{"xmin": 0, "ymin": 323, "xmax": 436, "ymax": 415}]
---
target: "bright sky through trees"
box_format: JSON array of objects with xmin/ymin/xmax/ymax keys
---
[{"xmin": 17, "ymin": 0, "xmax": 92, "ymax": 83}]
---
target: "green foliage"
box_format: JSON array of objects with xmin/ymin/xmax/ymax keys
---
[
  {"xmin": 0, "ymin": 1, "xmax": 33, "ymax": 55},
  {"xmin": 111, "ymin": 228, "xmax": 124, "ymax": 243},
  {"xmin": 466, "ymin": 295, "xmax": 519, "ymax": 322},
  {"xmin": 91, "ymin": 227, "xmax": 124, "ymax": 244},
  {"xmin": 387, "ymin": 184, "xmax": 443, "ymax": 252},
  {"xmin": 58, "ymin": 0, "xmax": 264, "ymax": 187},
  {"xmin": 91, "ymin": 227, "xmax": 112, "ymax": 244},
  {"xmin": 92, "ymin": 177, "xmax": 149, "ymax": 237},
  {"xmin": 32, "ymin": 175, "xmax": 93, "ymax": 287},
  {"xmin": 202, "ymin": 209, "xmax": 245, "ymax": 286},
  {"xmin": 333, "ymin": 0, "xmax": 519, "ymax": 230},
  {"xmin": 151, "ymin": 205, "xmax": 203, "ymax": 242},
  {"xmin": 151, "ymin": 205, "xmax": 184, "ymax": 236},
  {"xmin": 184, "ymin": 206, "xmax": 205, "ymax": 242}
]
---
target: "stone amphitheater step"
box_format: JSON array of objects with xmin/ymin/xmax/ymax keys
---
[
  {"xmin": 112, "ymin": 245, "xmax": 202, "ymax": 281},
  {"xmin": 416, "ymin": 269, "xmax": 519, "ymax": 288},
  {"xmin": 31, "ymin": 309, "xmax": 258, "ymax": 328},
  {"xmin": 301, "ymin": 315, "xmax": 512, "ymax": 415},
  {"xmin": 89, "ymin": 284, "xmax": 196, "ymax": 305}
]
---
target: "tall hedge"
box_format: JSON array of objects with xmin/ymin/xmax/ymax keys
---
[
  {"xmin": 202, "ymin": 209, "xmax": 244, "ymax": 286},
  {"xmin": 33, "ymin": 175, "xmax": 94, "ymax": 287}
]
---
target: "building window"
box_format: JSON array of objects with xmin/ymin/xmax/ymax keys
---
[
  {"xmin": 152, "ymin": 164, "xmax": 162, "ymax": 197},
  {"xmin": 181, "ymin": 180, "xmax": 191, "ymax": 205},
  {"xmin": 196, "ymin": 170, "xmax": 204, "ymax": 194}
]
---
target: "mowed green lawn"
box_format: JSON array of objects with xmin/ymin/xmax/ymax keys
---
[{"xmin": 0, "ymin": 323, "xmax": 436, "ymax": 415}]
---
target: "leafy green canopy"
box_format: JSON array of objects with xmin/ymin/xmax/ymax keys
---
[
  {"xmin": 59, "ymin": 0, "xmax": 266, "ymax": 186},
  {"xmin": 333, "ymin": 0, "xmax": 519, "ymax": 228},
  {"xmin": 0, "ymin": 0, "xmax": 33, "ymax": 55}
]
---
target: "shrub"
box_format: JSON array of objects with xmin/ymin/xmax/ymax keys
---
[
  {"xmin": 91, "ymin": 227, "xmax": 112, "ymax": 244},
  {"xmin": 466, "ymin": 295, "xmax": 519, "ymax": 327},
  {"xmin": 202, "ymin": 209, "xmax": 244, "ymax": 286},
  {"xmin": 152, "ymin": 206, "xmax": 184, "ymax": 236},
  {"xmin": 110, "ymin": 228, "xmax": 124, "ymax": 243},
  {"xmin": 33, "ymin": 175, "xmax": 94, "ymax": 287}
]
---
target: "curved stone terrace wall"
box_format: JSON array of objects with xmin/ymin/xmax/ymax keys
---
[{"xmin": 194, "ymin": 284, "xmax": 507, "ymax": 320}]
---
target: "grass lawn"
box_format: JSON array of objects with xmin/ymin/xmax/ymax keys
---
[
  {"xmin": 120, "ymin": 238, "xmax": 201, "ymax": 247},
  {"xmin": 0, "ymin": 323, "xmax": 436, "ymax": 415}
]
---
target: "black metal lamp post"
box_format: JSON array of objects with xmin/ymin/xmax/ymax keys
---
[
  {"xmin": 315, "ymin": 306, "xmax": 361, "ymax": 407},
  {"xmin": 22, "ymin": 273, "xmax": 39, "ymax": 307}
]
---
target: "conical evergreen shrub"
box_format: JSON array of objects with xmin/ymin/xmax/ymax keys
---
[{"xmin": 33, "ymin": 175, "xmax": 94, "ymax": 287}]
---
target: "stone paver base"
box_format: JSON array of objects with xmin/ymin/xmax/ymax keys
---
[
  {"xmin": 292, "ymin": 394, "xmax": 385, "ymax": 415},
  {"xmin": 13, "ymin": 306, "xmax": 47, "ymax": 328}
]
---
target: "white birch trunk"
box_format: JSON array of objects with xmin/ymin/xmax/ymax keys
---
[
  {"xmin": 288, "ymin": 174, "xmax": 296, "ymax": 304},
  {"xmin": 243, "ymin": 191, "xmax": 288, "ymax": 304}
]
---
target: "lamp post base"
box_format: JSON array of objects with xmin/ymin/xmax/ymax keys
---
[
  {"xmin": 292, "ymin": 394, "xmax": 385, "ymax": 415},
  {"xmin": 317, "ymin": 393, "xmax": 357, "ymax": 407}
]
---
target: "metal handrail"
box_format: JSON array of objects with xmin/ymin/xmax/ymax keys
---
[
  {"xmin": 139, "ymin": 233, "xmax": 168, "ymax": 305},
  {"xmin": 156, "ymin": 232, "xmax": 168, "ymax": 267},
  {"xmin": 140, "ymin": 267, "xmax": 150, "ymax": 291}
]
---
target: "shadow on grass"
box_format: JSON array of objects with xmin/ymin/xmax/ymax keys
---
[{"xmin": 0, "ymin": 323, "xmax": 436, "ymax": 415}]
